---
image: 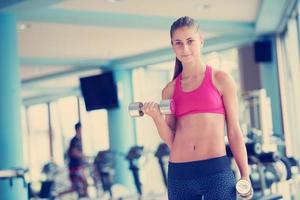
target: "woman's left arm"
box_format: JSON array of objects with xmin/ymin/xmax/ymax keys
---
[{"xmin": 215, "ymin": 71, "xmax": 250, "ymax": 180}]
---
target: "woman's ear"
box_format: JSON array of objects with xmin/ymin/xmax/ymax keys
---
[
  {"xmin": 199, "ymin": 35, "xmax": 204, "ymax": 48},
  {"xmin": 171, "ymin": 40, "xmax": 176, "ymax": 51}
]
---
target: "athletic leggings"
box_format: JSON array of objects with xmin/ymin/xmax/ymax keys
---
[{"xmin": 168, "ymin": 156, "xmax": 236, "ymax": 200}]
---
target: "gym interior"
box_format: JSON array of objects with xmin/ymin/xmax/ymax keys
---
[{"xmin": 0, "ymin": 0, "xmax": 300, "ymax": 199}]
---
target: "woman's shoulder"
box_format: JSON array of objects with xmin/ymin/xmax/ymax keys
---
[
  {"xmin": 210, "ymin": 67, "xmax": 232, "ymax": 84},
  {"xmin": 162, "ymin": 80, "xmax": 176, "ymax": 99},
  {"xmin": 210, "ymin": 66, "xmax": 235, "ymax": 94}
]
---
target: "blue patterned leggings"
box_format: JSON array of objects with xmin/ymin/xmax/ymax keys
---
[{"xmin": 168, "ymin": 156, "xmax": 236, "ymax": 200}]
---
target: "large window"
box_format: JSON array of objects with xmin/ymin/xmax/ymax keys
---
[
  {"xmin": 55, "ymin": 96, "xmax": 80, "ymax": 144},
  {"xmin": 277, "ymin": 12, "xmax": 300, "ymax": 158},
  {"xmin": 21, "ymin": 106, "xmax": 30, "ymax": 167},
  {"xmin": 26, "ymin": 104, "xmax": 50, "ymax": 181},
  {"xmin": 22, "ymin": 95, "xmax": 110, "ymax": 182},
  {"xmin": 79, "ymin": 97, "xmax": 110, "ymax": 156}
]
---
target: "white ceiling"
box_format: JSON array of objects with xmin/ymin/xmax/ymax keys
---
[
  {"xmin": 18, "ymin": 0, "xmax": 259, "ymax": 61},
  {"xmin": 18, "ymin": 22, "xmax": 171, "ymax": 59},
  {"xmin": 0, "ymin": 0, "xmax": 293, "ymax": 105},
  {"xmin": 53, "ymin": 0, "xmax": 259, "ymax": 22}
]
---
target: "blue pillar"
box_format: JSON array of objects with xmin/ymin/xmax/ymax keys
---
[
  {"xmin": 0, "ymin": 13, "xmax": 27, "ymax": 199},
  {"xmin": 298, "ymin": 0, "xmax": 300, "ymax": 41},
  {"xmin": 259, "ymin": 37, "xmax": 283, "ymax": 138},
  {"xmin": 108, "ymin": 69, "xmax": 136, "ymax": 193}
]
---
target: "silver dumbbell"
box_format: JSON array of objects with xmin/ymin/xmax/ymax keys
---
[
  {"xmin": 128, "ymin": 99, "xmax": 175, "ymax": 117},
  {"xmin": 236, "ymin": 179, "xmax": 253, "ymax": 199}
]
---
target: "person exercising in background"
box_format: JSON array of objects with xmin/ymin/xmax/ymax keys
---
[
  {"xmin": 67, "ymin": 122, "xmax": 88, "ymax": 198},
  {"xmin": 143, "ymin": 16, "xmax": 251, "ymax": 199}
]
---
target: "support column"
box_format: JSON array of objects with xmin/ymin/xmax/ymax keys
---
[
  {"xmin": 298, "ymin": 0, "xmax": 300, "ymax": 41},
  {"xmin": 258, "ymin": 37, "xmax": 283, "ymax": 138},
  {"xmin": 108, "ymin": 69, "xmax": 136, "ymax": 193},
  {"xmin": 0, "ymin": 13, "xmax": 28, "ymax": 199}
]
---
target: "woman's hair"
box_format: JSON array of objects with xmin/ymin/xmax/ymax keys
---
[{"xmin": 170, "ymin": 16, "xmax": 200, "ymax": 80}]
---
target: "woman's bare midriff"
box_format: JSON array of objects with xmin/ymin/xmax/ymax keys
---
[{"xmin": 169, "ymin": 113, "xmax": 227, "ymax": 163}]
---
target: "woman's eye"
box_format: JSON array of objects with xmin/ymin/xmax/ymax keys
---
[
  {"xmin": 187, "ymin": 40, "xmax": 194, "ymax": 45},
  {"xmin": 175, "ymin": 42, "xmax": 182, "ymax": 46}
]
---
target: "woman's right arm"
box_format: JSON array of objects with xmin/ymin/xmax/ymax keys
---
[{"xmin": 143, "ymin": 82, "xmax": 176, "ymax": 149}]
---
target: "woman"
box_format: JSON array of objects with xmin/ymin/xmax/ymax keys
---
[{"xmin": 143, "ymin": 16, "xmax": 251, "ymax": 199}]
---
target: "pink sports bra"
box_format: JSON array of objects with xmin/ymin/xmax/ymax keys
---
[{"xmin": 172, "ymin": 65, "xmax": 225, "ymax": 118}]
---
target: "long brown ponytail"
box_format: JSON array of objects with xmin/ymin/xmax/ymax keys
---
[{"xmin": 172, "ymin": 58, "xmax": 183, "ymax": 80}]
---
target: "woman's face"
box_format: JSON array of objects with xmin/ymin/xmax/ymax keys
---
[{"xmin": 171, "ymin": 26, "xmax": 203, "ymax": 64}]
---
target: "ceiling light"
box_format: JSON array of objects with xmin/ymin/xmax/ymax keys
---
[
  {"xmin": 105, "ymin": 0, "xmax": 121, "ymax": 3},
  {"xmin": 196, "ymin": 3, "xmax": 210, "ymax": 11},
  {"xmin": 18, "ymin": 23, "xmax": 31, "ymax": 30}
]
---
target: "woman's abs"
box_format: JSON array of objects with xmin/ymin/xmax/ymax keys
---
[{"xmin": 169, "ymin": 119, "xmax": 226, "ymax": 162}]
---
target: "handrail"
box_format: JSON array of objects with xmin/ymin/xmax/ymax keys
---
[{"xmin": 0, "ymin": 168, "xmax": 29, "ymax": 187}]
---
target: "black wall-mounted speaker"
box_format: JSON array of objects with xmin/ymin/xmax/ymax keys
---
[{"xmin": 254, "ymin": 40, "xmax": 272, "ymax": 63}]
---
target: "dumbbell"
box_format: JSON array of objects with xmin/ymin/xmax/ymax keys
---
[
  {"xmin": 236, "ymin": 179, "xmax": 253, "ymax": 199},
  {"xmin": 128, "ymin": 99, "xmax": 175, "ymax": 117}
]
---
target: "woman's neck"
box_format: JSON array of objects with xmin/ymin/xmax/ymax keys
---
[{"xmin": 182, "ymin": 59, "xmax": 205, "ymax": 79}]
